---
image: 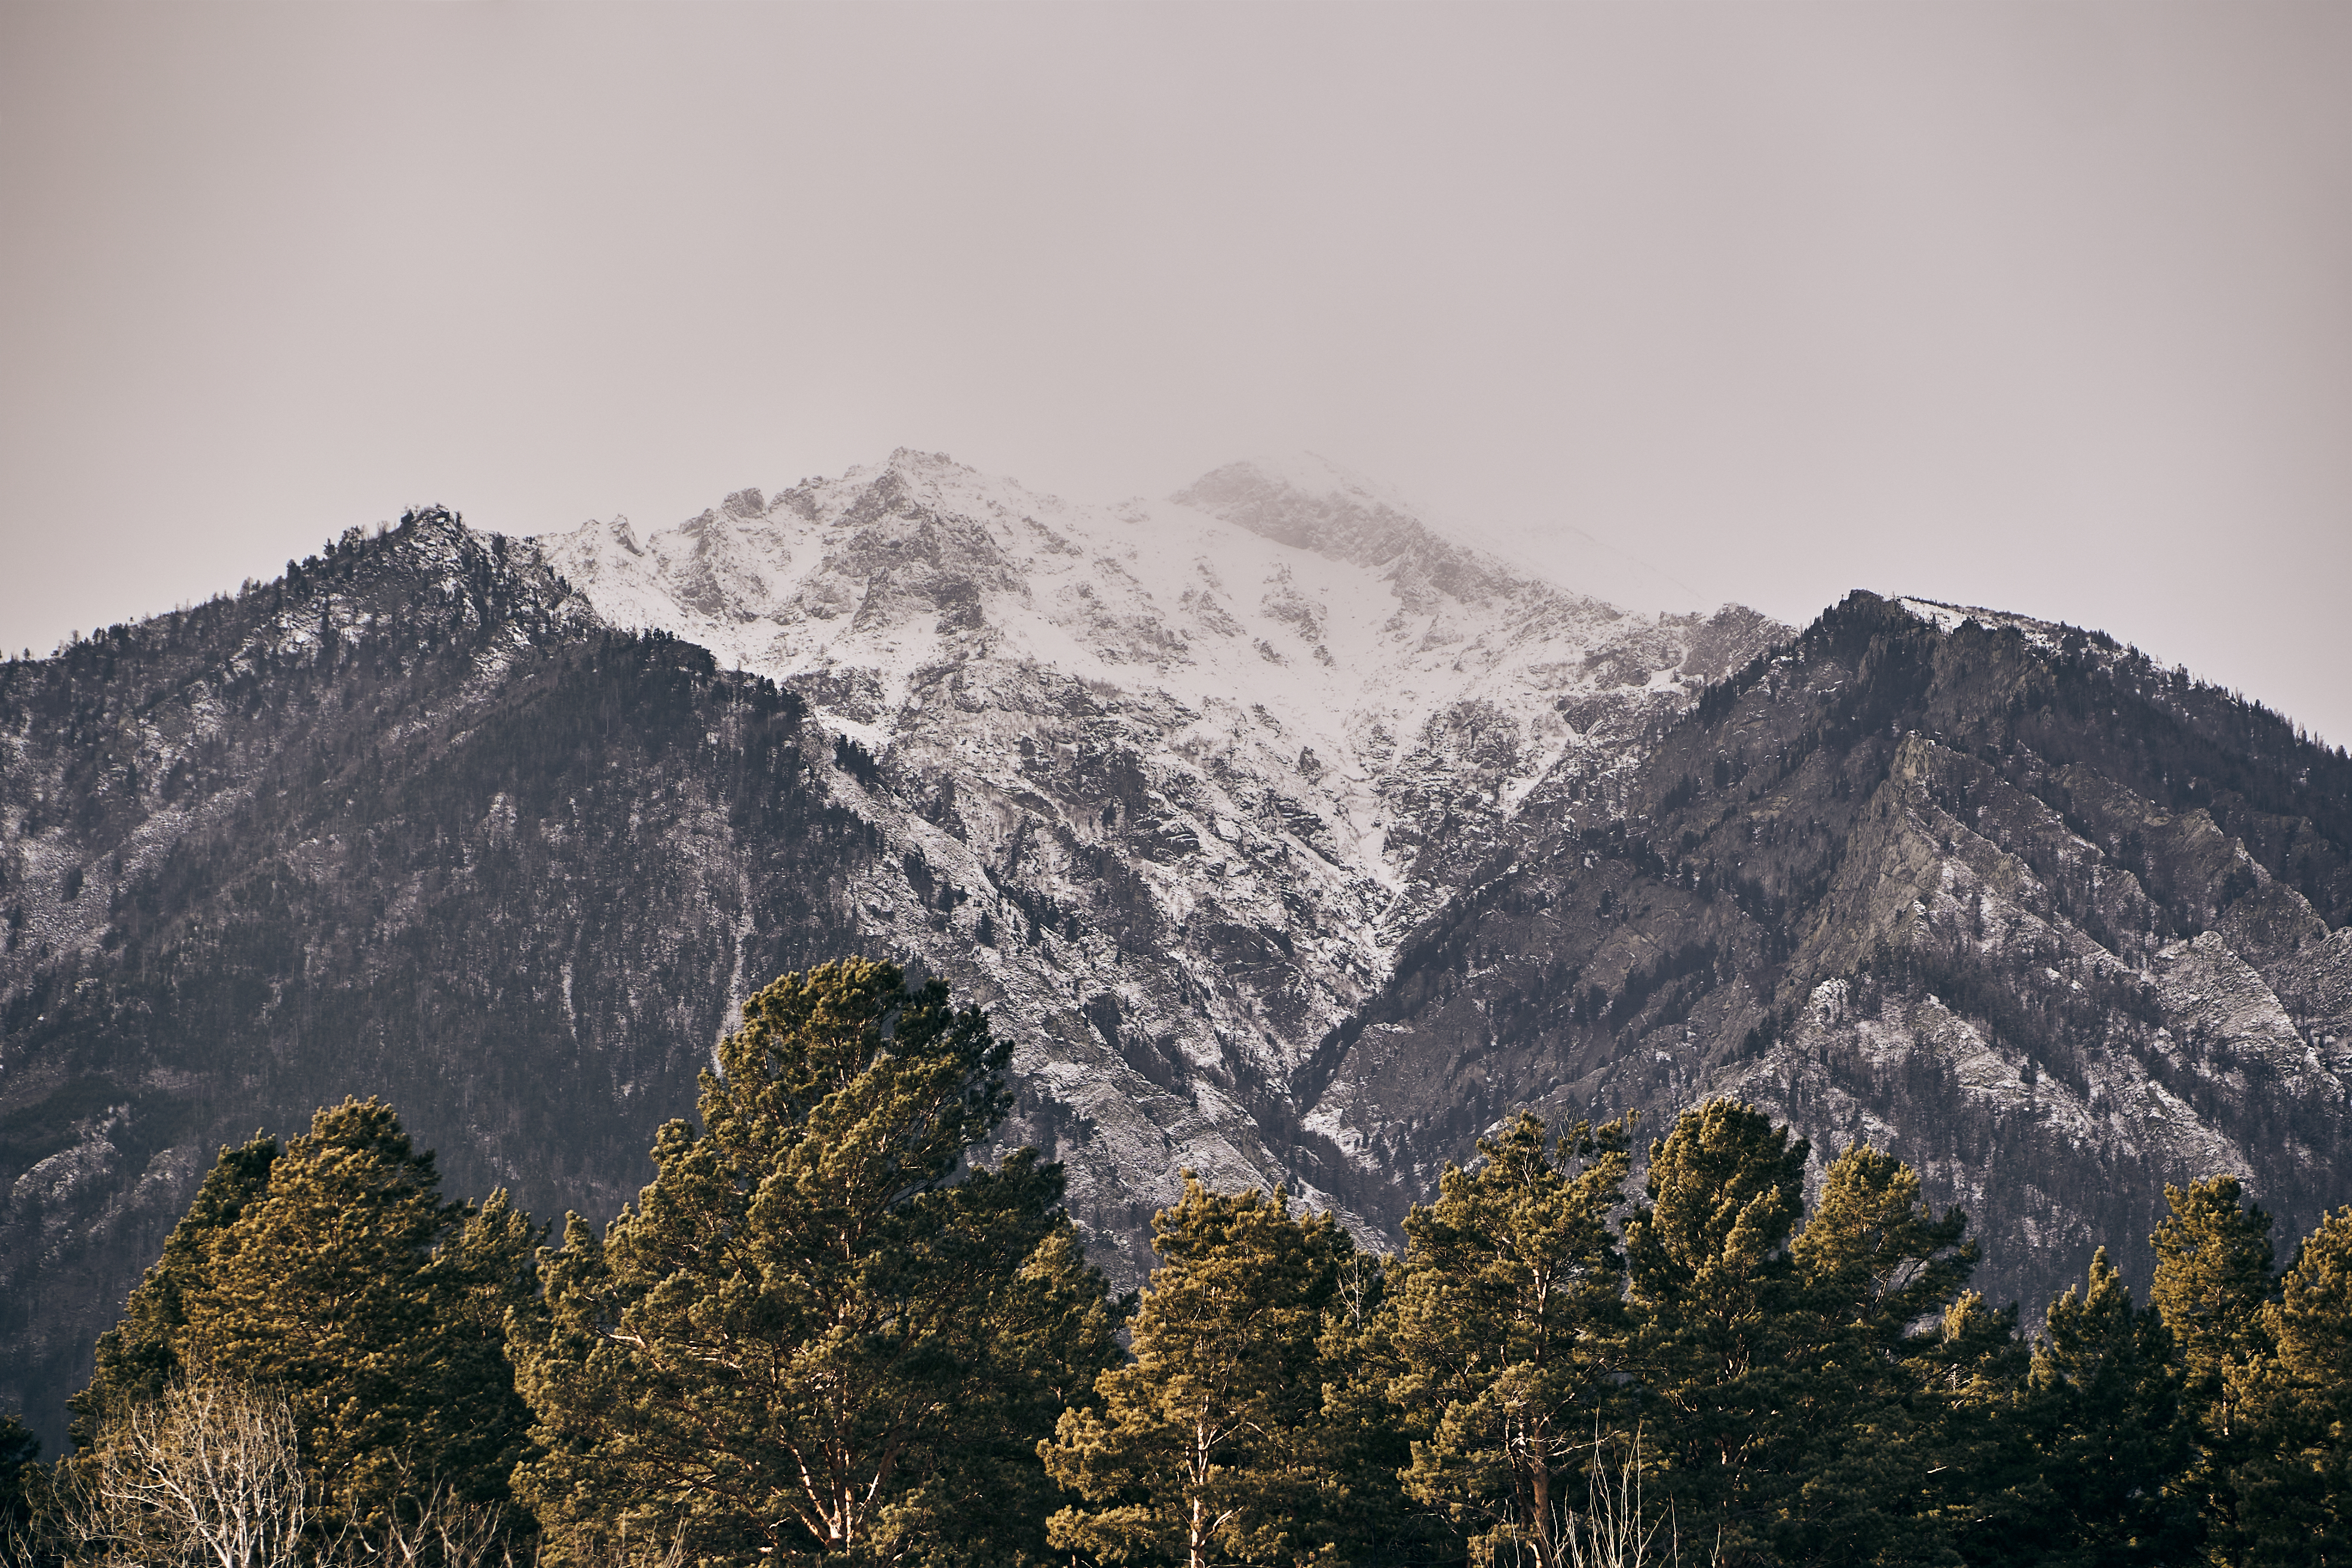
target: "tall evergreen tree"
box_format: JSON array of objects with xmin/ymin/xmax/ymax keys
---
[
  {"xmin": 2018, "ymin": 1248, "xmax": 2196, "ymax": 1567},
  {"xmin": 180, "ymin": 1099, "xmax": 541, "ymax": 1524},
  {"xmin": 1623, "ymin": 1100, "xmax": 1809, "ymax": 1567},
  {"xmin": 1312, "ymin": 1252, "xmax": 1453, "ymax": 1568},
  {"xmin": 1794, "ymin": 1146, "xmax": 1976, "ymax": 1351},
  {"xmin": 2237, "ymin": 1206, "xmax": 2352, "ymax": 1564},
  {"xmin": 511, "ymin": 958, "xmax": 1119, "ymax": 1567},
  {"xmin": 2151, "ymin": 1175, "xmax": 2277, "ymax": 1562},
  {"xmin": 1042, "ymin": 1177, "xmax": 1349, "ymax": 1568},
  {"xmin": 421, "ymin": 1189, "xmax": 550, "ymax": 1508},
  {"xmin": 1387, "ymin": 1112, "xmax": 1633, "ymax": 1568},
  {"xmin": 1776, "ymin": 1143, "xmax": 1978, "ymax": 1568},
  {"xmin": 1930, "ymin": 1290, "xmax": 2047, "ymax": 1568},
  {"xmin": 67, "ymin": 1105, "xmax": 536, "ymax": 1532}
]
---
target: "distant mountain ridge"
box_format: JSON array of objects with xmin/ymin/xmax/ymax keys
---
[{"xmin": 4, "ymin": 452, "xmax": 2348, "ymax": 1456}]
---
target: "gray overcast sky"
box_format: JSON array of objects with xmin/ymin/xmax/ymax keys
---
[{"xmin": 4, "ymin": 2, "xmax": 2347, "ymax": 744}]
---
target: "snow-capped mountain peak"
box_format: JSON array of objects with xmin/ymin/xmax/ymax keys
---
[
  {"xmin": 529, "ymin": 451, "xmax": 1783, "ymax": 1255},
  {"xmin": 537, "ymin": 452, "xmax": 1775, "ymax": 852},
  {"xmin": 1171, "ymin": 454, "xmax": 1528, "ymax": 602}
]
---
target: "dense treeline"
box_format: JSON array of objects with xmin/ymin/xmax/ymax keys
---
[{"xmin": 10, "ymin": 962, "xmax": 2352, "ymax": 1566}]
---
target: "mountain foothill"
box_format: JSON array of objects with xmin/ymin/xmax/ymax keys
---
[{"xmin": 4, "ymin": 448, "xmax": 2348, "ymax": 1489}]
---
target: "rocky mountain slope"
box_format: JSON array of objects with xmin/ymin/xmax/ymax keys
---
[
  {"xmin": 534, "ymin": 451, "xmax": 1777, "ymax": 1246},
  {"xmin": 6, "ymin": 449, "xmax": 2348, "ymax": 1449},
  {"xmin": 1296, "ymin": 592, "xmax": 2352, "ymax": 1313},
  {"xmin": 0, "ymin": 457, "xmax": 1775, "ymax": 1447},
  {"xmin": 0, "ymin": 513, "xmax": 890, "ymax": 1447}
]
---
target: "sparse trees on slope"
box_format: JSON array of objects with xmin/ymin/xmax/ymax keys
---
[
  {"xmin": 1042, "ymin": 1178, "xmax": 1348, "ymax": 1568},
  {"xmin": 511, "ymin": 958, "xmax": 1119, "ymax": 1567},
  {"xmin": 1388, "ymin": 1112, "xmax": 1634, "ymax": 1568}
]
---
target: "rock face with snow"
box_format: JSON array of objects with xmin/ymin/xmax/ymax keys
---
[
  {"xmin": 0, "ymin": 458, "xmax": 1778, "ymax": 1447},
  {"xmin": 536, "ymin": 448, "xmax": 1780, "ymax": 1262},
  {"xmin": 0, "ymin": 513, "xmax": 888, "ymax": 1448}
]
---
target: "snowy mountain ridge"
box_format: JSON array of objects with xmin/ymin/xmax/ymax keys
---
[
  {"xmin": 540, "ymin": 448, "xmax": 1775, "ymax": 917},
  {"xmin": 9, "ymin": 457, "xmax": 2352, "ymax": 1450}
]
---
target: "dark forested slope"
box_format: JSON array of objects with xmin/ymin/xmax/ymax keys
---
[{"xmin": 0, "ymin": 513, "xmax": 880, "ymax": 1447}]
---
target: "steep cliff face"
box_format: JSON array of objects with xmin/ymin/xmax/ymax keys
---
[
  {"xmin": 0, "ymin": 512, "xmax": 886, "ymax": 1447},
  {"xmin": 1298, "ymin": 592, "xmax": 2352, "ymax": 1316}
]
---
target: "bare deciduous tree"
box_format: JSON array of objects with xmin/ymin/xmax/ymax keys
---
[
  {"xmin": 71, "ymin": 1379, "xmax": 308, "ymax": 1568},
  {"xmin": 366, "ymin": 1474, "xmax": 509, "ymax": 1568}
]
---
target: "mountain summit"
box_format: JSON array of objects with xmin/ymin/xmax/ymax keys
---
[
  {"xmin": 1172, "ymin": 454, "xmax": 1478, "ymax": 578},
  {"xmin": 539, "ymin": 449, "xmax": 1775, "ymax": 904},
  {"xmin": 528, "ymin": 446, "xmax": 1781, "ymax": 1258}
]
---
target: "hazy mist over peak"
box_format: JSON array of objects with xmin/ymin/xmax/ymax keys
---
[{"xmin": 2, "ymin": 3, "xmax": 2346, "ymax": 744}]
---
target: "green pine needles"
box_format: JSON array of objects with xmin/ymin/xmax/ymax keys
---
[
  {"xmin": 64, "ymin": 1098, "xmax": 540, "ymax": 1536},
  {"xmin": 1042, "ymin": 1178, "xmax": 1351, "ymax": 1568},
  {"xmin": 509, "ymin": 958, "xmax": 1122, "ymax": 1567}
]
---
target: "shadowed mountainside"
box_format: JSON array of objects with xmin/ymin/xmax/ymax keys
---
[
  {"xmin": 1294, "ymin": 592, "xmax": 2352, "ymax": 1316},
  {"xmin": 0, "ymin": 512, "xmax": 883, "ymax": 1448}
]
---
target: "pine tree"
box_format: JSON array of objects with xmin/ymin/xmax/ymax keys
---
[
  {"xmin": 2019, "ymin": 1247, "xmax": 2196, "ymax": 1567},
  {"xmin": 68, "ymin": 1132, "xmax": 279, "ymax": 1453},
  {"xmin": 420, "ymin": 1189, "xmax": 548, "ymax": 1506},
  {"xmin": 2151, "ymin": 1175, "xmax": 2276, "ymax": 1561},
  {"xmin": 68, "ymin": 1104, "xmax": 538, "ymax": 1538},
  {"xmin": 1929, "ymin": 1290, "xmax": 2048, "ymax": 1568},
  {"xmin": 1387, "ymin": 1112, "xmax": 1633, "ymax": 1568},
  {"xmin": 178, "ymin": 1098, "xmax": 541, "ymax": 1525},
  {"xmin": 1042, "ymin": 1177, "xmax": 1349, "ymax": 1568},
  {"xmin": 2236, "ymin": 1206, "xmax": 2352, "ymax": 1564},
  {"xmin": 1794, "ymin": 1145, "xmax": 1976, "ymax": 1349},
  {"xmin": 1775, "ymin": 1143, "xmax": 1979, "ymax": 1567},
  {"xmin": 1312, "ymin": 1252, "xmax": 1453, "ymax": 1568},
  {"xmin": 1623, "ymin": 1100, "xmax": 1809, "ymax": 1566},
  {"xmin": 511, "ymin": 958, "xmax": 1119, "ymax": 1567}
]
